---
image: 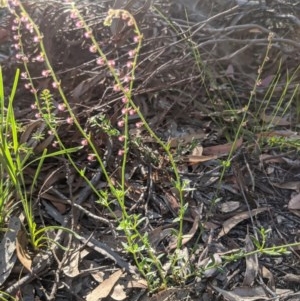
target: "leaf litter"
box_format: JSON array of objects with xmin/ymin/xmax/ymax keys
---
[{"xmin": 1, "ymin": 1, "xmax": 300, "ymax": 300}]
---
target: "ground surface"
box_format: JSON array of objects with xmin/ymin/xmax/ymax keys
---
[{"xmin": 1, "ymin": 0, "xmax": 300, "ymax": 300}]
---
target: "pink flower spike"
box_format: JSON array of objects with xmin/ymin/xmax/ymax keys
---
[
  {"xmin": 89, "ymin": 45, "xmax": 97, "ymax": 53},
  {"xmin": 136, "ymin": 121, "xmax": 143, "ymax": 128},
  {"xmin": 117, "ymin": 120, "xmax": 125, "ymax": 127}
]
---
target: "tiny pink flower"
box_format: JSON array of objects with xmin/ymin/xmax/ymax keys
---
[
  {"xmin": 118, "ymin": 135, "xmax": 125, "ymax": 142},
  {"xmin": 21, "ymin": 72, "xmax": 28, "ymax": 79},
  {"xmin": 22, "ymin": 56, "xmax": 29, "ymax": 63},
  {"xmin": 136, "ymin": 121, "xmax": 143, "ymax": 128},
  {"xmin": 25, "ymin": 23, "xmax": 33, "ymax": 32},
  {"xmin": 126, "ymin": 61, "xmax": 133, "ymax": 69},
  {"xmin": 133, "ymin": 35, "xmax": 141, "ymax": 43},
  {"xmin": 13, "ymin": 35, "xmax": 20, "ymax": 40},
  {"xmin": 129, "ymin": 109, "xmax": 136, "ymax": 115},
  {"xmin": 124, "ymin": 87, "xmax": 129, "ymax": 93},
  {"xmin": 121, "ymin": 107, "xmax": 129, "ymax": 115},
  {"xmin": 81, "ymin": 139, "xmax": 88, "ymax": 146},
  {"xmin": 52, "ymin": 141, "xmax": 58, "ymax": 148},
  {"xmin": 41, "ymin": 69, "xmax": 51, "ymax": 77},
  {"xmin": 70, "ymin": 10, "xmax": 78, "ymax": 19},
  {"xmin": 66, "ymin": 117, "xmax": 74, "ymax": 124},
  {"xmin": 113, "ymin": 84, "xmax": 121, "ymax": 92},
  {"xmin": 123, "ymin": 75, "xmax": 131, "ymax": 83},
  {"xmin": 20, "ymin": 16, "xmax": 28, "ymax": 23},
  {"xmin": 35, "ymin": 112, "xmax": 41, "ymax": 118},
  {"xmin": 35, "ymin": 53, "xmax": 44, "ymax": 62},
  {"xmin": 89, "ymin": 45, "xmax": 97, "ymax": 53},
  {"xmin": 33, "ymin": 35, "xmax": 43, "ymax": 43},
  {"xmin": 84, "ymin": 31, "xmax": 92, "ymax": 38},
  {"xmin": 118, "ymin": 149, "xmax": 125, "ymax": 156},
  {"xmin": 117, "ymin": 120, "xmax": 125, "ymax": 127},
  {"xmin": 52, "ymin": 81, "xmax": 60, "ymax": 89},
  {"xmin": 58, "ymin": 103, "xmax": 66, "ymax": 111},
  {"xmin": 108, "ymin": 60, "xmax": 115, "ymax": 67},
  {"xmin": 128, "ymin": 49, "xmax": 136, "ymax": 58},
  {"xmin": 12, "ymin": 26, "xmax": 18, "ymax": 31},
  {"xmin": 127, "ymin": 19, "xmax": 134, "ymax": 26},
  {"xmin": 30, "ymin": 88, "xmax": 37, "ymax": 94},
  {"xmin": 75, "ymin": 20, "xmax": 83, "ymax": 28},
  {"xmin": 87, "ymin": 154, "xmax": 96, "ymax": 161},
  {"xmin": 13, "ymin": 18, "xmax": 20, "ymax": 24},
  {"xmin": 15, "ymin": 53, "xmax": 22, "ymax": 60},
  {"xmin": 121, "ymin": 97, "xmax": 128, "ymax": 103},
  {"xmin": 48, "ymin": 130, "xmax": 53, "ymax": 135},
  {"xmin": 96, "ymin": 57, "xmax": 104, "ymax": 65},
  {"xmin": 30, "ymin": 103, "xmax": 37, "ymax": 109},
  {"xmin": 14, "ymin": 44, "xmax": 20, "ymax": 50},
  {"xmin": 24, "ymin": 83, "xmax": 31, "ymax": 89}
]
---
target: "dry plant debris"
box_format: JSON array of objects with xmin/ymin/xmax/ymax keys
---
[{"xmin": 0, "ymin": 0, "xmax": 300, "ymax": 300}]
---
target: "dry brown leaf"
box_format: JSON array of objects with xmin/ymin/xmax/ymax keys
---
[
  {"xmin": 211, "ymin": 285, "xmax": 270, "ymax": 301},
  {"xmin": 260, "ymin": 265, "xmax": 275, "ymax": 290},
  {"xmin": 111, "ymin": 284, "xmax": 127, "ymax": 301},
  {"xmin": 260, "ymin": 112, "xmax": 290, "ymax": 126},
  {"xmin": 217, "ymin": 208, "xmax": 268, "ymax": 239},
  {"xmin": 184, "ymin": 154, "xmax": 218, "ymax": 165},
  {"xmin": 0, "ymin": 217, "xmax": 20, "ymax": 286},
  {"xmin": 16, "ymin": 228, "xmax": 32, "ymax": 272},
  {"xmin": 86, "ymin": 269, "xmax": 123, "ymax": 301},
  {"xmin": 272, "ymin": 181, "xmax": 300, "ymax": 192},
  {"xmin": 218, "ymin": 201, "xmax": 241, "ymax": 213},
  {"xmin": 62, "ymin": 241, "xmax": 80, "ymax": 277},
  {"xmin": 203, "ymin": 138, "xmax": 243, "ymax": 156},
  {"xmin": 243, "ymin": 234, "xmax": 258, "ymax": 286},
  {"xmin": 288, "ymin": 193, "xmax": 300, "ymax": 210}
]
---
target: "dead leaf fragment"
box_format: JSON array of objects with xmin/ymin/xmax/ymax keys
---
[
  {"xmin": 218, "ymin": 208, "xmax": 268, "ymax": 239},
  {"xmin": 16, "ymin": 228, "xmax": 32, "ymax": 272},
  {"xmin": 0, "ymin": 217, "xmax": 20, "ymax": 286},
  {"xmin": 243, "ymin": 234, "xmax": 258, "ymax": 286},
  {"xmin": 288, "ymin": 193, "xmax": 300, "ymax": 210},
  {"xmin": 260, "ymin": 112, "xmax": 290, "ymax": 126},
  {"xmin": 86, "ymin": 269, "xmax": 123, "ymax": 301},
  {"xmin": 203, "ymin": 138, "xmax": 243, "ymax": 156}
]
